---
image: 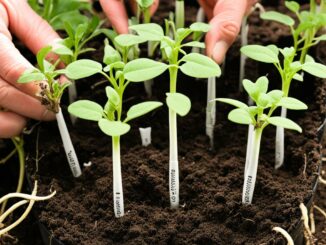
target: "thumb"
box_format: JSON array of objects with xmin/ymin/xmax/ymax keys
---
[
  {"xmin": 99, "ymin": 0, "xmax": 129, "ymax": 34},
  {"xmin": 205, "ymin": 0, "xmax": 248, "ymax": 64}
]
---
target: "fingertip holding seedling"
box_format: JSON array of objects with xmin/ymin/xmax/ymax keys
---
[
  {"xmin": 214, "ymin": 76, "xmax": 307, "ymax": 204},
  {"xmin": 18, "ymin": 46, "xmax": 82, "ymax": 178}
]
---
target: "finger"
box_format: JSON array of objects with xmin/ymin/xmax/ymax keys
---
[
  {"xmin": 149, "ymin": 0, "xmax": 160, "ymax": 15},
  {"xmin": 2, "ymin": 0, "xmax": 60, "ymax": 54},
  {"xmin": 205, "ymin": 0, "xmax": 248, "ymax": 63},
  {"xmin": 197, "ymin": 0, "xmax": 216, "ymax": 20},
  {"xmin": 0, "ymin": 111, "xmax": 26, "ymax": 138},
  {"xmin": 0, "ymin": 78, "xmax": 55, "ymax": 121},
  {"xmin": 99, "ymin": 0, "xmax": 129, "ymax": 34}
]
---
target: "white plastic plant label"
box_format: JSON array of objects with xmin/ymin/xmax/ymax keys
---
[
  {"xmin": 56, "ymin": 109, "xmax": 82, "ymax": 178},
  {"xmin": 139, "ymin": 127, "xmax": 152, "ymax": 147}
]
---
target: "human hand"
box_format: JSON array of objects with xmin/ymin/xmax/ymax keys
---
[
  {"xmin": 198, "ymin": 0, "xmax": 256, "ymax": 63},
  {"xmin": 99, "ymin": 0, "xmax": 160, "ymax": 34},
  {"xmin": 0, "ymin": 0, "xmax": 60, "ymax": 138}
]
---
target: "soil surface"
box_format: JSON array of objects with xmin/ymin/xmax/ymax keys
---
[{"xmin": 0, "ymin": 0, "xmax": 325, "ymax": 245}]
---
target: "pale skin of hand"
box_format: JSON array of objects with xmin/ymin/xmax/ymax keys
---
[
  {"xmin": 0, "ymin": 0, "xmax": 60, "ymax": 138},
  {"xmin": 100, "ymin": 0, "xmax": 256, "ymax": 63}
]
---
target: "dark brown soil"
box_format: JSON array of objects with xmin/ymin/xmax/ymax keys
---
[{"xmin": 0, "ymin": 0, "xmax": 325, "ymax": 244}]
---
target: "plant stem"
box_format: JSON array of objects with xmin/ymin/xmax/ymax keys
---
[
  {"xmin": 206, "ymin": 76, "xmax": 216, "ymax": 148},
  {"xmin": 275, "ymin": 107, "xmax": 287, "ymax": 169},
  {"xmin": 242, "ymin": 127, "xmax": 262, "ymax": 204},
  {"xmin": 112, "ymin": 136, "xmax": 124, "ymax": 217},
  {"xmin": 168, "ymin": 66, "xmax": 179, "ymax": 209},
  {"xmin": 175, "ymin": 0, "xmax": 185, "ymax": 29},
  {"xmin": 244, "ymin": 124, "xmax": 254, "ymax": 177},
  {"xmin": 56, "ymin": 108, "xmax": 82, "ymax": 177},
  {"xmin": 68, "ymin": 80, "xmax": 78, "ymax": 124}
]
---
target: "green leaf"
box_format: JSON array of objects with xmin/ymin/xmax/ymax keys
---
[
  {"xmin": 267, "ymin": 90, "xmax": 284, "ymax": 103},
  {"xmin": 267, "ymin": 44, "xmax": 279, "ymax": 56},
  {"xmin": 285, "ymin": 1, "xmax": 300, "ymax": 13},
  {"xmin": 68, "ymin": 100, "xmax": 103, "ymax": 121},
  {"xmin": 18, "ymin": 70, "xmax": 45, "ymax": 83},
  {"xmin": 267, "ymin": 117, "xmax": 302, "ymax": 132},
  {"xmin": 313, "ymin": 34, "xmax": 326, "ymax": 42},
  {"xmin": 189, "ymin": 22, "xmax": 211, "ymax": 32},
  {"xmin": 257, "ymin": 93, "xmax": 272, "ymax": 107},
  {"xmin": 106, "ymin": 86, "xmax": 120, "ymax": 106},
  {"xmin": 304, "ymin": 54, "xmax": 315, "ymax": 63},
  {"xmin": 37, "ymin": 46, "xmax": 52, "ymax": 72},
  {"xmin": 98, "ymin": 119, "xmax": 130, "ymax": 137},
  {"xmin": 180, "ymin": 53, "xmax": 221, "ymax": 78},
  {"xmin": 124, "ymin": 58, "xmax": 168, "ymax": 82},
  {"xmin": 136, "ymin": 0, "xmax": 154, "ymax": 8},
  {"xmin": 66, "ymin": 59, "xmax": 102, "ymax": 79},
  {"xmin": 278, "ymin": 97, "xmax": 308, "ymax": 110},
  {"xmin": 243, "ymin": 79, "xmax": 259, "ymax": 101},
  {"xmin": 293, "ymin": 73, "xmax": 303, "ymax": 82},
  {"xmin": 241, "ymin": 45, "xmax": 279, "ymax": 63},
  {"xmin": 166, "ymin": 93, "xmax": 191, "ymax": 116},
  {"xmin": 260, "ymin": 11, "xmax": 295, "ymax": 26},
  {"xmin": 125, "ymin": 101, "xmax": 163, "ymax": 122},
  {"xmin": 103, "ymin": 42, "xmax": 121, "ymax": 65},
  {"xmin": 302, "ymin": 62, "xmax": 326, "ymax": 78},
  {"xmin": 214, "ymin": 98, "xmax": 248, "ymax": 109},
  {"xmin": 129, "ymin": 24, "xmax": 164, "ymax": 41},
  {"xmin": 114, "ymin": 34, "xmax": 146, "ymax": 47},
  {"xmin": 256, "ymin": 76, "xmax": 269, "ymax": 94},
  {"xmin": 182, "ymin": 41, "xmax": 205, "ymax": 49},
  {"xmin": 228, "ymin": 108, "xmax": 253, "ymax": 125},
  {"xmin": 53, "ymin": 45, "xmax": 73, "ymax": 56}
]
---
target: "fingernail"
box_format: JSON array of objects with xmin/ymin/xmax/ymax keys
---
[{"xmin": 213, "ymin": 41, "xmax": 228, "ymax": 64}]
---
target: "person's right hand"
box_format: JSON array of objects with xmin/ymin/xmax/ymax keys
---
[
  {"xmin": 99, "ymin": 0, "xmax": 160, "ymax": 34},
  {"xmin": 0, "ymin": 0, "xmax": 60, "ymax": 138}
]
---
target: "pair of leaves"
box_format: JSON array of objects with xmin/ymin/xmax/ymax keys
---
[{"xmin": 68, "ymin": 98, "xmax": 162, "ymax": 136}]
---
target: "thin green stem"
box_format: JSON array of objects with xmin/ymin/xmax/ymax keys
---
[
  {"xmin": 0, "ymin": 149, "xmax": 17, "ymax": 165},
  {"xmin": 175, "ymin": 0, "xmax": 185, "ymax": 29}
]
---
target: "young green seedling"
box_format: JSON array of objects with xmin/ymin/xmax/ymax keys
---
[
  {"xmin": 134, "ymin": 0, "xmax": 157, "ymax": 97},
  {"xmin": 66, "ymin": 36, "xmax": 166, "ymax": 217},
  {"xmin": 53, "ymin": 16, "xmax": 116, "ymax": 107},
  {"xmin": 239, "ymin": 3, "xmax": 265, "ymax": 94},
  {"xmin": 28, "ymin": 0, "xmax": 92, "ymax": 30},
  {"xmin": 18, "ymin": 46, "xmax": 82, "ymax": 178},
  {"xmin": 241, "ymin": 44, "xmax": 326, "ymax": 169},
  {"xmin": 260, "ymin": 0, "xmax": 326, "ymax": 64},
  {"xmin": 129, "ymin": 21, "xmax": 221, "ymax": 208},
  {"xmin": 214, "ymin": 76, "xmax": 307, "ymax": 204}
]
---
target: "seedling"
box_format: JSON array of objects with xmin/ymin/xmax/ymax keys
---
[
  {"xmin": 260, "ymin": 0, "xmax": 326, "ymax": 63},
  {"xmin": 66, "ymin": 36, "xmax": 166, "ymax": 217},
  {"xmin": 18, "ymin": 46, "xmax": 82, "ymax": 178},
  {"xmin": 134, "ymin": 0, "xmax": 157, "ymax": 97},
  {"xmin": 241, "ymin": 44, "xmax": 326, "ymax": 169},
  {"xmin": 272, "ymin": 227, "xmax": 294, "ymax": 245},
  {"xmin": 28, "ymin": 0, "xmax": 92, "ymax": 30},
  {"xmin": 129, "ymin": 21, "xmax": 221, "ymax": 208},
  {"xmin": 53, "ymin": 16, "xmax": 116, "ymax": 105},
  {"xmin": 214, "ymin": 76, "xmax": 307, "ymax": 204},
  {"xmin": 239, "ymin": 3, "xmax": 265, "ymax": 94},
  {"xmin": 0, "ymin": 181, "xmax": 55, "ymax": 237}
]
